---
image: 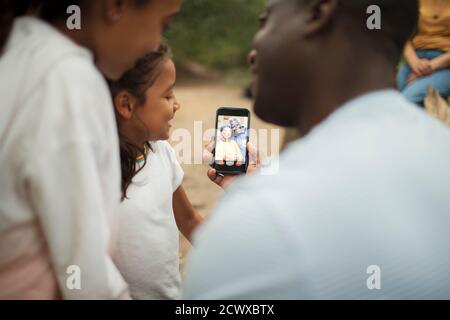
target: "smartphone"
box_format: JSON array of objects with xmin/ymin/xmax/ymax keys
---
[{"xmin": 213, "ymin": 107, "xmax": 251, "ymax": 175}]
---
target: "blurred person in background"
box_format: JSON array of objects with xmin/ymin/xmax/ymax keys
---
[{"xmin": 397, "ymin": 0, "xmax": 450, "ymax": 106}]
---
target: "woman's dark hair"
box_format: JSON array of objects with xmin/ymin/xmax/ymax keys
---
[
  {"xmin": 1, "ymin": 0, "xmax": 81, "ymax": 52},
  {"xmin": 108, "ymin": 43, "xmax": 172, "ymax": 200},
  {"xmin": 0, "ymin": 0, "xmax": 152, "ymax": 54}
]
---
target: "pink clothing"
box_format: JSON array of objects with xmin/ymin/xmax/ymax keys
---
[
  {"xmin": 0, "ymin": 17, "xmax": 129, "ymax": 299},
  {"xmin": 0, "ymin": 223, "xmax": 61, "ymax": 299}
]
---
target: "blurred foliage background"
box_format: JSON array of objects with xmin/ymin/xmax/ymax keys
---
[{"xmin": 166, "ymin": 0, "xmax": 266, "ymax": 78}]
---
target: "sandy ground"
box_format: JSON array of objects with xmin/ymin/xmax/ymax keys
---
[{"xmin": 168, "ymin": 81, "xmax": 284, "ymax": 270}]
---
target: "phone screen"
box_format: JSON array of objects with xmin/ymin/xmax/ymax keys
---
[{"xmin": 214, "ymin": 108, "xmax": 250, "ymax": 175}]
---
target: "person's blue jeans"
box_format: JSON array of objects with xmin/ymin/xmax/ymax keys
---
[{"xmin": 397, "ymin": 49, "xmax": 450, "ymax": 107}]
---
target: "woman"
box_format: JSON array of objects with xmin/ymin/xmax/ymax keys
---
[
  {"xmin": 0, "ymin": 0, "xmax": 182, "ymax": 299},
  {"xmin": 397, "ymin": 0, "xmax": 450, "ymax": 106}
]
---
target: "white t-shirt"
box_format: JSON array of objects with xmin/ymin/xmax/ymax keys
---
[
  {"xmin": 183, "ymin": 90, "xmax": 450, "ymax": 299},
  {"xmin": 0, "ymin": 17, "xmax": 128, "ymax": 299},
  {"xmin": 114, "ymin": 141, "xmax": 184, "ymax": 300}
]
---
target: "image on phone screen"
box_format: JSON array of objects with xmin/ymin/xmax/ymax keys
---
[{"xmin": 214, "ymin": 108, "xmax": 250, "ymax": 175}]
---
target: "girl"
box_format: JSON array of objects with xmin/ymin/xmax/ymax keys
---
[
  {"xmin": 215, "ymin": 125, "xmax": 244, "ymax": 166},
  {"xmin": 0, "ymin": 0, "xmax": 182, "ymax": 299},
  {"xmin": 108, "ymin": 44, "xmax": 203, "ymax": 299}
]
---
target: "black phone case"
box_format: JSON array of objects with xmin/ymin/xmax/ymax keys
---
[{"xmin": 213, "ymin": 107, "xmax": 251, "ymax": 175}]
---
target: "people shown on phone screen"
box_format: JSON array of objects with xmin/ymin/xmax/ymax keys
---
[
  {"xmin": 215, "ymin": 126, "xmax": 243, "ymax": 166},
  {"xmin": 229, "ymin": 117, "xmax": 249, "ymax": 162},
  {"xmin": 215, "ymin": 117, "xmax": 249, "ymax": 166}
]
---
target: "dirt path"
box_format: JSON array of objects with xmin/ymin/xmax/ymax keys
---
[{"xmin": 169, "ymin": 82, "xmax": 284, "ymax": 270}]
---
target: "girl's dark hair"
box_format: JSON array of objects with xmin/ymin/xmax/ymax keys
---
[
  {"xmin": 0, "ymin": 0, "xmax": 151, "ymax": 54},
  {"xmin": 108, "ymin": 43, "xmax": 172, "ymax": 200}
]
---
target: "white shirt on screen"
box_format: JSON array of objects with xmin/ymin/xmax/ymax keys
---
[{"xmin": 183, "ymin": 90, "xmax": 450, "ymax": 299}]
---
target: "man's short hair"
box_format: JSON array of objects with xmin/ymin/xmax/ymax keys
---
[{"xmin": 297, "ymin": 0, "xmax": 419, "ymax": 62}]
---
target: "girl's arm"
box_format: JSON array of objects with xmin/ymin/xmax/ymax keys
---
[
  {"xmin": 173, "ymin": 186, "xmax": 204, "ymax": 242},
  {"xmin": 430, "ymin": 52, "xmax": 450, "ymax": 71}
]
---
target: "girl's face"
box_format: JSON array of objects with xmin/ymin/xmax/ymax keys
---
[
  {"xmin": 133, "ymin": 59, "xmax": 180, "ymax": 141},
  {"xmin": 92, "ymin": 0, "xmax": 182, "ymax": 79},
  {"xmin": 221, "ymin": 127, "xmax": 232, "ymax": 140}
]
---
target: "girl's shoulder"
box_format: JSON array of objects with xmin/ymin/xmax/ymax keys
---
[
  {"xmin": 150, "ymin": 141, "xmax": 178, "ymax": 161},
  {"xmin": 147, "ymin": 141, "xmax": 184, "ymax": 190}
]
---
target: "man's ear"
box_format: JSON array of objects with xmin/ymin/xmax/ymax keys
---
[
  {"xmin": 114, "ymin": 90, "xmax": 136, "ymax": 120},
  {"xmin": 303, "ymin": 0, "xmax": 339, "ymax": 36}
]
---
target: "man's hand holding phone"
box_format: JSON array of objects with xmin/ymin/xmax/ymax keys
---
[{"xmin": 203, "ymin": 141, "xmax": 260, "ymax": 189}]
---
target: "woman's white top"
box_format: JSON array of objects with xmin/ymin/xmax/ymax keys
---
[{"xmin": 0, "ymin": 17, "xmax": 128, "ymax": 299}]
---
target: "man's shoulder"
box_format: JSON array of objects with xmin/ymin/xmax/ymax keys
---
[
  {"xmin": 283, "ymin": 92, "xmax": 450, "ymax": 168},
  {"xmin": 222, "ymin": 90, "xmax": 450, "ymax": 216}
]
